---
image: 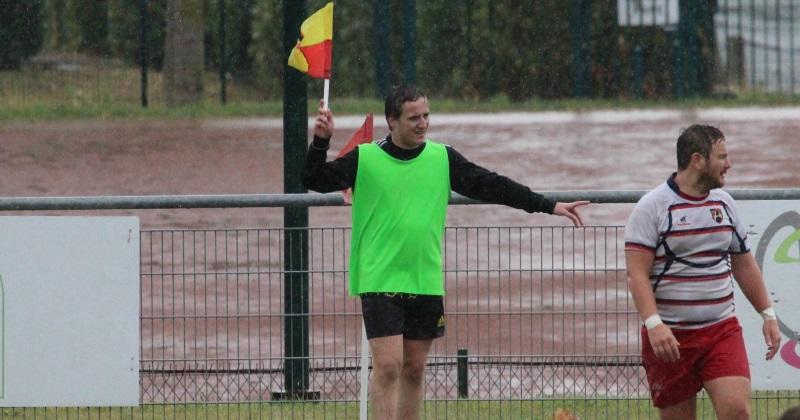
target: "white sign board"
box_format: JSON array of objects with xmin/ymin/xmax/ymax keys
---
[
  {"xmin": 0, "ymin": 217, "xmax": 139, "ymax": 406},
  {"xmin": 737, "ymin": 202, "xmax": 800, "ymax": 390},
  {"xmin": 618, "ymin": 0, "xmax": 679, "ymax": 26}
]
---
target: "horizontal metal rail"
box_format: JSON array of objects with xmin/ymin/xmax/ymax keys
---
[
  {"xmin": 1, "ymin": 188, "xmax": 799, "ymax": 211},
  {"xmin": 140, "ymin": 356, "xmax": 643, "ymax": 375}
]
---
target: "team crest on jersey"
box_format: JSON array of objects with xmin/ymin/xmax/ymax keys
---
[{"xmin": 709, "ymin": 208, "xmax": 724, "ymax": 223}]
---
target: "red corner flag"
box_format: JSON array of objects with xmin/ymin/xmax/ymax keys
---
[
  {"xmin": 287, "ymin": 2, "xmax": 334, "ymax": 79},
  {"xmin": 339, "ymin": 113, "xmax": 373, "ymax": 203},
  {"xmin": 337, "ymin": 113, "xmax": 373, "ymax": 159}
]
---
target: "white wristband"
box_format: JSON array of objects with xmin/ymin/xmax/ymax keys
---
[
  {"xmin": 644, "ymin": 314, "xmax": 663, "ymax": 330},
  {"xmin": 760, "ymin": 306, "xmax": 777, "ymax": 321}
]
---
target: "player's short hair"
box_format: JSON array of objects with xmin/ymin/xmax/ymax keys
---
[
  {"xmin": 779, "ymin": 405, "xmax": 800, "ymax": 420},
  {"xmin": 676, "ymin": 124, "xmax": 725, "ymax": 170},
  {"xmin": 385, "ymin": 85, "xmax": 426, "ymax": 123}
]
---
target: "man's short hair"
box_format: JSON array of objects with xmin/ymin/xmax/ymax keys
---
[
  {"xmin": 676, "ymin": 124, "xmax": 725, "ymax": 170},
  {"xmin": 385, "ymin": 85, "xmax": 426, "ymax": 122},
  {"xmin": 780, "ymin": 405, "xmax": 800, "ymax": 420}
]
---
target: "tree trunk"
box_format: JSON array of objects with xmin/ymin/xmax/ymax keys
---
[
  {"xmin": 164, "ymin": 0, "xmax": 204, "ymax": 105},
  {"xmin": 53, "ymin": 0, "xmax": 66, "ymax": 48}
]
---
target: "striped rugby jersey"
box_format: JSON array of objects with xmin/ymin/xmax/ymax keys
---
[{"xmin": 624, "ymin": 174, "xmax": 749, "ymax": 329}]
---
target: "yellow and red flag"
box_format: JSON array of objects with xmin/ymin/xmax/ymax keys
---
[
  {"xmin": 339, "ymin": 113, "xmax": 373, "ymax": 203},
  {"xmin": 287, "ymin": 2, "xmax": 334, "ymax": 79}
]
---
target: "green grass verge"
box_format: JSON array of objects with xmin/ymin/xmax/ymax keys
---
[
  {"xmin": 1, "ymin": 395, "xmax": 798, "ymax": 419},
  {"xmin": 4, "ymin": 93, "xmax": 800, "ymax": 122},
  {"xmin": 4, "ymin": 67, "xmax": 800, "ymax": 121}
]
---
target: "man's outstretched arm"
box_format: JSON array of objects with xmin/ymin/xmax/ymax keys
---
[{"xmin": 447, "ymin": 146, "xmax": 588, "ymax": 226}]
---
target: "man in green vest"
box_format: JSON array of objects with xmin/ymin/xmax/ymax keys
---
[{"xmin": 304, "ymin": 85, "xmax": 589, "ymax": 420}]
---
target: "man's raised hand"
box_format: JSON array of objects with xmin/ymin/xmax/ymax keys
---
[{"xmin": 314, "ymin": 99, "xmax": 334, "ymax": 139}]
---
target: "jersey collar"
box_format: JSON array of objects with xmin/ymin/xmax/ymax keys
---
[{"xmin": 667, "ymin": 172, "xmax": 709, "ymax": 201}]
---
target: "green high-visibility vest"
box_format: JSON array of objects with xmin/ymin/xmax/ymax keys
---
[{"xmin": 349, "ymin": 141, "xmax": 450, "ymax": 296}]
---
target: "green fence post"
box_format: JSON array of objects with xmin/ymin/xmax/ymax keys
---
[
  {"xmin": 488, "ymin": 0, "xmax": 497, "ymax": 96},
  {"xmin": 464, "ymin": 0, "xmax": 473, "ymax": 91},
  {"xmin": 374, "ymin": 0, "xmax": 390, "ymax": 98},
  {"xmin": 632, "ymin": 45, "xmax": 644, "ymax": 99},
  {"xmin": 681, "ymin": 0, "xmax": 699, "ymax": 97},
  {"xmin": 139, "ymin": 0, "xmax": 148, "ymax": 108},
  {"xmin": 670, "ymin": 29, "xmax": 683, "ymax": 100},
  {"xmin": 457, "ymin": 348, "xmax": 469, "ymax": 398},
  {"xmin": 218, "ymin": 0, "xmax": 227, "ymax": 105},
  {"xmin": 788, "ymin": 2, "xmax": 796, "ymax": 95},
  {"xmin": 274, "ymin": 0, "xmax": 315, "ymax": 400},
  {"xmin": 571, "ymin": 0, "xmax": 591, "ymax": 98},
  {"xmin": 403, "ymin": 0, "xmax": 416, "ymax": 84}
]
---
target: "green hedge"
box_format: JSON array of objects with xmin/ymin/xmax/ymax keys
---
[
  {"xmin": 33, "ymin": 0, "xmax": 719, "ymax": 100},
  {"xmin": 0, "ymin": 0, "xmax": 44, "ymax": 70}
]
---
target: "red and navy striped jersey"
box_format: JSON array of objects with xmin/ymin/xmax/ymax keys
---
[{"xmin": 624, "ymin": 175, "xmax": 749, "ymax": 330}]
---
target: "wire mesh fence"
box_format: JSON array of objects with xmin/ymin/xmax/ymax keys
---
[
  {"xmin": 0, "ymin": 225, "xmax": 797, "ymax": 419},
  {"xmin": 133, "ymin": 225, "xmax": 796, "ymax": 418},
  {"xmin": 714, "ymin": 0, "xmax": 800, "ymax": 93},
  {"xmin": 137, "ymin": 226, "xmax": 638, "ymax": 404},
  {"xmin": 5, "ymin": 0, "xmax": 800, "ymax": 110}
]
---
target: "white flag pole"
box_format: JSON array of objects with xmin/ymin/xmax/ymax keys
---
[
  {"xmin": 323, "ymin": 78, "xmax": 330, "ymax": 110},
  {"xmin": 359, "ymin": 321, "xmax": 370, "ymax": 420}
]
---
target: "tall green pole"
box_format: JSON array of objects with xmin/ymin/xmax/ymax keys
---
[
  {"xmin": 465, "ymin": 0, "xmax": 473, "ymax": 91},
  {"xmin": 139, "ymin": 0, "xmax": 148, "ymax": 107},
  {"xmin": 278, "ymin": 0, "xmax": 312, "ymax": 400},
  {"xmin": 218, "ymin": 0, "xmax": 227, "ymax": 105},
  {"xmin": 374, "ymin": 0, "xmax": 390, "ymax": 98},
  {"xmin": 571, "ymin": 0, "xmax": 591, "ymax": 98},
  {"xmin": 632, "ymin": 45, "xmax": 644, "ymax": 99},
  {"xmin": 680, "ymin": 0, "xmax": 699, "ymax": 97},
  {"xmin": 403, "ymin": 0, "xmax": 416, "ymax": 84},
  {"xmin": 488, "ymin": 0, "xmax": 497, "ymax": 96},
  {"xmin": 670, "ymin": 29, "xmax": 684, "ymax": 100}
]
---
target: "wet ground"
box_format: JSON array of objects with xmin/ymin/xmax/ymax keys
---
[
  {"xmin": 2, "ymin": 107, "xmax": 798, "ymax": 228},
  {"xmin": 2, "ymin": 108, "xmax": 799, "ymax": 401}
]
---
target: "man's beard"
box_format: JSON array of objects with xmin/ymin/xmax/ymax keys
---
[{"xmin": 697, "ymin": 169, "xmax": 723, "ymax": 192}]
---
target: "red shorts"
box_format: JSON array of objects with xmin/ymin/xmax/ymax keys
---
[{"xmin": 641, "ymin": 317, "xmax": 750, "ymax": 408}]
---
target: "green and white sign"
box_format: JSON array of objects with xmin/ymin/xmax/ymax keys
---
[
  {"xmin": 738, "ymin": 201, "xmax": 800, "ymax": 389},
  {"xmin": 0, "ymin": 217, "xmax": 139, "ymax": 406},
  {"xmin": 0, "ymin": 274, "xmax": 4, "ymax": 399}
]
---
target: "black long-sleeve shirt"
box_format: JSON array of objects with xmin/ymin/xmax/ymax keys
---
[{"xmin": 302, "ymin": 135, "xmax": 556, "ymax": 214}]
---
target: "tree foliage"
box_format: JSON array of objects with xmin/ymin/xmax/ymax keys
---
[
  {"xmin": 30, "ymin": 0, "xmax": 719, "ymax": 100},
  {"xmin": 109, "ymin": 0, "xmax": 167, "ymax": 69},
  {"xmin": 75, "ymin": 0, "xmax": 110, "ymax": 54},
  {"xmin": 0, "ymin": 0, "xmax": 45, "ymax": 70}
]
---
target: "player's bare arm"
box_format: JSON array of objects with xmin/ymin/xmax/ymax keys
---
[
  {"xmin": 625, "ymin": 249, "xmax": 681, "ymax": 363},
  {"xmin": 731, "ymin": 252, "xmax": 781, "ymax": 360}
]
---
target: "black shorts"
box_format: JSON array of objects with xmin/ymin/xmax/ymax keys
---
[{"xmin": 360, "ymin": 293, "xmax": 445, "ymax": 340}]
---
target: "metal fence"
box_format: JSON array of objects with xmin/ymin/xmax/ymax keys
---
[
  {"xmin": 612, "ymin": 0, "xmax": 800, "ymax": 98},
  {"xmin": 133, "ymin": 225, "xmax": 799, "ymax": 419},
  {"xmin": 714, "ymin": 0, "xmax": 800, "ymax": 93},
  {"xmin": 138, "ymin": 225, "xmax": 636, "ymax": 401},
  {"xmin": 0, "ymin": 191, "xmax": 799, "ymax": 419},
  {"xmin": 4, "ymin": 0, "xmax": 800, "ymax": 109}
]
